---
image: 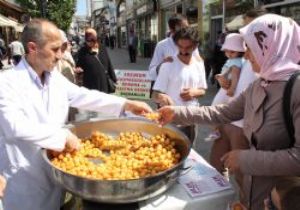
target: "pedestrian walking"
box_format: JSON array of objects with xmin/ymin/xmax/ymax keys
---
[
  {"xmin": 109, "ymin": 34, "xmax": 115, "ymax": 49},
  {"xmin": 0, "ymin": 35, "xmax": 6, "ymax": 70},
  {"xmin": 8, "ymin": 35, "xmax": 24, "ymax": 66},
  {"xmin": 128, "ymin": 29, "xmax": 138, "ymax": 63},
  {"xmin": 211, "ymin": 31, "xmax": 227, "ymax": 85},
  {"xmin": 77, "ymin": 28, "xmax": 117, "ymax": 94},
  {"xmin": 202, "ymin": 33, "xmax": 214, "ymax": 79}
]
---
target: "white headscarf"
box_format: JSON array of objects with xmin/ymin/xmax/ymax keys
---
[{"xmin": 240, "ymin": 14, "xmax": 300, "ymax": 81}]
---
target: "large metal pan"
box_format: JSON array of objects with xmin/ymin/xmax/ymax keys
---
[{"xmin": 42, "ymin": 119, "xmax": 191, "ymax": 203}]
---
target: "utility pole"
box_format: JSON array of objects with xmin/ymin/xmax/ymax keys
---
[
  {"xmin": 222, "ymin": 0, "xmax": 226, "ymax": 31},
  {"xmin": 40, "ymin": 0, "xmax": 47, "ymax": 18},
  {"xmin": 198, "ymin": 0, "xmax": 203, "ymax": 40}
]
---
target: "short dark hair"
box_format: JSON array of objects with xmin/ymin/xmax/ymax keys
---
[
  {"xmin": 168, "ymin": 14, "xmax": 187, "ymax": 31},
  {"xmin": 243, "ymin": 8, "xmax": 267, "ymax": 19},
  {"xmin": 173, "ymin": 27, "xmax": 199, "ymax": 46},
  {"xmin": 21, "ymin": 19, "xmax": 54, "ymax": 53},
  {"xmin": 274, "ymin": 177, "xmax": 300, "ymax": 210}
]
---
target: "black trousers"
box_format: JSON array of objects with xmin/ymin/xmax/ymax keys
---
[
  {"xmin": 12, "ymin": 55, "xmax": 22, "ymax": 65},
  {"xmin": 128, "ymin": 45, "xmax": 137, "ymax": 63}
]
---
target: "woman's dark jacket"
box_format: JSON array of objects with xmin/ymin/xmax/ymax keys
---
[{"xmin": 76, "ymin": 44, "xmax": 117, "ymax": 93}]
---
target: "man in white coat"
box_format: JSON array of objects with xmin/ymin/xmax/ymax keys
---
[{"xmin": 0, "ymin": 19, "xmax": 152, "ymax": 210}]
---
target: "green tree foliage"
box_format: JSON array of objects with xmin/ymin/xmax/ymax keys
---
[{"xmin": 16, "ymin": 0, "xmax": 76, "ymax": 31}]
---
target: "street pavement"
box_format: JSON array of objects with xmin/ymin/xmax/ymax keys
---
[
  {"xmin": 107, "ymin": 48, "xmax": 219, "ymax": 161},
  {"xmin": 107, "ymin": 47, "xmax": 151, "ymax": 71}
]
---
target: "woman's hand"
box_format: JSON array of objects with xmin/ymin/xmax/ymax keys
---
[
  {"xmin": 157, "ymin": 106, "xmax": 175, "ymax": 125},
  {"xmin": 221, "ymin": 150, "xmax": 242, "ymax": 173}
]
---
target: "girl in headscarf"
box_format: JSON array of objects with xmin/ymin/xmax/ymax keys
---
[{"xmin": 157, "ymin": 14, "xmax": 300, "ymax": 209}]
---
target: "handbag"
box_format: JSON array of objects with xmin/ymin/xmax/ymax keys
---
[
  {"xmin": 106, "ymin": 75, "xmax": 116, "ymax": 93},
  {"xmin": 94, "ymin": 54, "xmax": 117, "ymax": 93},
  {"xmin": 283, "ymin": 72, "xmax": 300, "ymax": 147}
]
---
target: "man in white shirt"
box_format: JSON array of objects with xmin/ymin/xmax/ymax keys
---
[
  {"xmin": 152, "ymin": 27, "xmax": 207, "ymax": 141},
  {"xmin": 0, "ymin": 19, "xmax": 152, "ymax": 210},
  {"xmin": 148, "ymin": 14, "xmax": 200, "ymax": 90},
  {"xmin": 8, "ymin": 36, "xmax": 25, "ymax": 66}
]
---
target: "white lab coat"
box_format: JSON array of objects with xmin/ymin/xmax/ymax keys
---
[{"xmin": 0, "ymin": 59, "xmax": 126, "ymax": 210}]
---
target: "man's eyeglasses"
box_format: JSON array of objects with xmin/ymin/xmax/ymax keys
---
[{"xmin": 267, "ymin": 193, "xmax": 278, "ymax": 210}]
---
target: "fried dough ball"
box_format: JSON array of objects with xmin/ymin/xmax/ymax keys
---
[
  {"xmin": 145, "ymin": 112, "xmax": 161, "ymax": 121},
  {"xmin": 51, "ymin": 131, "xmax": 181, "ymax": 180}
]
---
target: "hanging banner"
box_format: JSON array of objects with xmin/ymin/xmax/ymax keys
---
[{"xmin": 114, "ymin": 70, "xmax": 151, "ymax": 100}]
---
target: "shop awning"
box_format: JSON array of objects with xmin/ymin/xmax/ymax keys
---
[
  {"xmin": 14, "ymin": 23, "xmax": 24, "ymax": 32},
  {"xmin": 0, "ymin": 14, "xmax": 15, "ymax": 27},
  {"xmin": 0, "ymin": 14, "xmax": 24, "ymax": 32},
  {"xmin": 226, "ymin": 15, "xmax": 244, "ymax": 31}
]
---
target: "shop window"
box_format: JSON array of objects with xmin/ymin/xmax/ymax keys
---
[
  {"xmin": 186, "ymin": 6, "xmax": 198, "ymax": 24},
  {"xmin": 267, "ymin": 3, "xmax": 300, "ymax": 24},
  {"xmin": 176, "ymin": 4, "xmax": 182, "ymax": 14},
  {"xmin": 261, "ymin": 0, "xmax": 284, "ymax": 4}
]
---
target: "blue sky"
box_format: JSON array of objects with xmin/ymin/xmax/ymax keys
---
[{"xmin": 75, "ymin": 0, "xmax": 87, "ymax": 16}]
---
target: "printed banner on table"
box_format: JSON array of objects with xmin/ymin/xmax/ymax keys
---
[
  {"xmin": 178, "ymin": 150, "xmax": 232, "ymax": 198},
  {"xmin": 114, "ymin": 70, "xmax": 151, "ymax": 100}
]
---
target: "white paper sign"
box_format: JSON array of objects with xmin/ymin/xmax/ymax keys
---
[{"xmin": 179, "ymin": 151, "xmax": 231, "ymax": 198}]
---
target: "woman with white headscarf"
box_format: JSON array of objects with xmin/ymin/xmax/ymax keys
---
[{"xmin": 157, "ymin": 14, "xmax": 300, "ymax": 209}]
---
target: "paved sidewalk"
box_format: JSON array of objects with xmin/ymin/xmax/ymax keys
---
[{"xmin": 107, "ymin": 48, "xmax": 151, "ymax": 71}]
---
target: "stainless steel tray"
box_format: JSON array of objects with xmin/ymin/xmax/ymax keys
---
[{"xmin": 42, "ymin": 118, "xmax": 191, "ymax": 203}]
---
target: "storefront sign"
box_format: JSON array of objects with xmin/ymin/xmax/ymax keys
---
[
  {"xmin": 126, "ymin": 9, "xmax": 134, "ymax": 19},
  {"xmin": 160, "ymin": 0, "xmax": 181, "ymax": 9},
  {"xmin": 114, "ymin": 70, "xmax": 151, "ymax": 100}
]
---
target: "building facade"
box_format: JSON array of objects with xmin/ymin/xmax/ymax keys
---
[{"xmin": 111, "ymin": 0, "xmax": 300, "ymax": 58}]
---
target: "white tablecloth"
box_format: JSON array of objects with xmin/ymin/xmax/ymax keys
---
[{"xmin": 139, "ymin": 150, "xmax": 235, "ymax": 210}]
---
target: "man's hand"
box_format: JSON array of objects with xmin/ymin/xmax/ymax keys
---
[
  {"xmin": 163, "ymin": 56, "xmax": 173, "ymax": 63},
  {"xmin": 0, "ymin": 175, "xmax": 6, "ymax": 198},
  {"xmin": 221, "ymin": 150, "xmax": 242, "ymax": 174},
  {"xmin": 157, "ymin": 93, "xmax": 175, "ymax": 107},
  {"xmin": 180, "ymin": 88, "xmax": 203, "ymax": 101},
  {"xmin": 124, "ymin": 100, "xmax": 152, "ymax": 115},
  {"xmin": 157, "ymin": 106, "xmax": 175, "ymax": 125},
  {"xmin": 65, "ymin": 132, "xmax": 81, "ymax": 152}
]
